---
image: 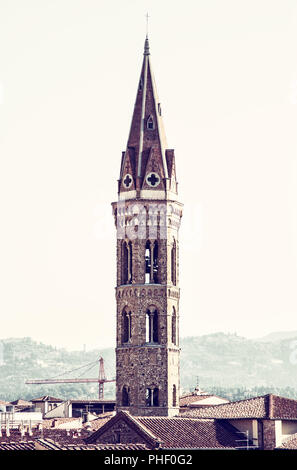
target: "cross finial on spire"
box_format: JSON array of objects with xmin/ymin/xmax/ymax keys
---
[
  {"xmin": 144, "ymin": 13, "xmax": 150, "ymax": 55},
  {"xmin": 145, "ymin": 12, "xmax": 150, "ymax": 38}
]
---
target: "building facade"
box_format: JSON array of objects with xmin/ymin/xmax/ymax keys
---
[{"xmin": 112, "ymin": 37, "xmax": 183, "ymax": 417}]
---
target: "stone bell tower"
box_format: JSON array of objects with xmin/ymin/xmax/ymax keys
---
[{"xmin": 112, "ymin": 37, "xmax": 183, "ymax": 417}]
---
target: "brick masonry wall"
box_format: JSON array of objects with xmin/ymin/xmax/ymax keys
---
[
  {"xmin": 93, "ymin": 420, "xmax": 149, "ymax": 445},
  {"xmin": 261, "ymin": 420, "xmax": 276, "ymax": 450}
]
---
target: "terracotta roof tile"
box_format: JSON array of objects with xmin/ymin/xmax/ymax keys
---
[
  {"xmin": 181, "ymin": 394, "xmax": 297, "ymax": 420},
  {"xmin": 31, "ymin": 396, "xmax": 63, "ymax": 403},
  {"xmin": 61, "ymin": 443, "xmax": 149, "ymax": 450},
  {"xmin": 9, "ymin": 399, "xmax": 32, "ymax": 407},
  {"xmin": 136, "ymin": 416, "xmax": 242, "ymax": 449},
  {"xmin": 42, "ymin": 418, "xmax": 82, "ymax": 429},
  {"xmin": 86, "ymin": 411, "xmax": 245, "ymax": 449},
  {"xmin": 83, "ymin": 415, "xmax": 113, "ymax": 431},
  {"xmin": 0, "ymin": 441, "xmax": 35, "ymax": 450}
]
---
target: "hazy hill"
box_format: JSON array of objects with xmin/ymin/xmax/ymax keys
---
[
  {"xmin": 1, "ymin": 332, "xmax": 297, "ymax": 402},
  {"xmin": 255, "ymin": 331, "xmax": 297, "ymax": 343}
]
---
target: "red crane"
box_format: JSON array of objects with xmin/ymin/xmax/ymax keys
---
[{"xmin": 26, "ymin": 357, "xmax": 115, "ymax": 399}]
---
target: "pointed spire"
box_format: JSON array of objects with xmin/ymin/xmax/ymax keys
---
[{"xmin": 119, "ymin": 38, "xmax": 179, "ymax": 198}]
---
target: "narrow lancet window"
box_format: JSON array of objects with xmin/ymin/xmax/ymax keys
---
[
  {"xmin": 153, "ymin": 241, "xmax": 158, "ymax": 283},
  {"xmin": 147, "ymin": 115, "xmax": 154, "ymax": 130},
  {"xmin": 146, "ymin": 308, "xmax": 159, "ymax": 343},
  {"xmin": 171, "ymin": 239, "xmax": 176, "ymax": 286},
  {"xmin": 172, "ymin": 307, "xmax": 177, "ymax": 345},
  {"xmin": 122, "ymin": 308, "xmax": 132, "ymax": 343},
  {"xmin": 122, "ymin": 241, "xmax": 132, "ymax": 285},
  {"xmin": 173, "ymin": 385, "xmax": 177, "ymax": 407},
  {"xmin": 145, "ymin": 241, "xmax": 151, "ymax": 284},
  {"xmin": 122, "ymin": 386, "xmax": 130, "ymax": 406},
  {"xmin": 145, "ymin": 240, "xmax": 158, "ymax": 284}
]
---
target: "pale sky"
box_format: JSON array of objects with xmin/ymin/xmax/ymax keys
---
[{"xmin": 0, "ymin": 0, "xmax": 297, "ymax": 350}]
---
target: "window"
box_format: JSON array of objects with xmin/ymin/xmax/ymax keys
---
[
  {"xmin": 122, "ymin": 308, "xmax": 132, "ymax": 343},
  {"xmin": 146, "ymin": 308, "xmax": 159, "ymax": 343},
  {"xmin": 171, "ymin": 239, "xmax": 176, "ymax": 286},
  {"xmin": 147, "ymin": 115, "xmax": 154, "ymax": 130},
  {"xmin": 122, "ymin": 241, "xmax": 132, "ymax": 284},
  {"xmin": 145, "ymin": 241, "xmax": 151, "ymax": 284},
  {"xmin": 145, "ymin": 240, "xmax": 158, "ymax": 284},
  {"xmin": 153, "ymin": 241, "xmax": 158, "ymax": 283},
  {"xmin": 146, "ymin": 387, "xmax": 159, "ymax": 407},
  {"xmin": 173, "ymin": 385, "xmax": 177, "ymax": 407},
  {"xmin": 172, "ymin": 307, "xmax": 177, "ymax": 345},
  {"xmin": 122, "ymin": 386, "xmax": 130, "ymax": 406}
]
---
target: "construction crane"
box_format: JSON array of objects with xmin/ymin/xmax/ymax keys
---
[{"xmin": 26, "ymin": 357, "xmax": 115, "ymax": 399}]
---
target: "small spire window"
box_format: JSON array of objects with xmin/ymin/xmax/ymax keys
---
[{"xmin": 147, "ymin": 115, "xmax": 155, "ymax": 130}]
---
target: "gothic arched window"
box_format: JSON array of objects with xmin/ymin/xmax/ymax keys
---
[
  {"xmin": 145, "ymin": 241, "xmax": 151, "ymax": 284},
  {"xmin": 122, "ymin": 385, "xmax": 130, "ymax": 406},
  {"xmin": 122, "ymin": 308, "xmax": 132, "ymax": 343},
  {"xmin": 145, "ymin": 240, "xmax": 158, "ymax": 284},
  {"xmin": 153, "ymin": 241, "xmax": 159, "ymax": 283},
  {"xmin": 147, "ymin": 115, "xmax": 154, "ymax": 130},
  {"xmin": 122, "ymin": 241, "xmax": 132, "ymax": 285},
  {"xmin": 146, "ymin": 308, "xmax": 159, "ymax": 343}
]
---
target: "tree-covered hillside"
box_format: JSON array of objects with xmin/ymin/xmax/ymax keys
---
[{"xmin": 1, "ymin": 332, "xmax": 297, "ymax": 402}]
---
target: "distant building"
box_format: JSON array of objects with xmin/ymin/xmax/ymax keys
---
[
  {"xmin": 31, "ymin": 396, "xmax": 64, "ymax": 417},
  {"xmin": 181, "ymin": 394, "xmax": 297, "ymax": 450}
]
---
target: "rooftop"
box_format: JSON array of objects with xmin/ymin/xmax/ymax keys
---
[
  {"xmin": 181, "ymin": 394, "xmax": 297, "ymax": 420},
  {"xmin": 86, "ymin": 410, "xmax": 246, "ymax": 449}
]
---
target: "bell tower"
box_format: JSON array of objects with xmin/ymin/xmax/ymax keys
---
[{"xmin": 112, "ymin": 37, "xmax": 183, "ymax": 417}]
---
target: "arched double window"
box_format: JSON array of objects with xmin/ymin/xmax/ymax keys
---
[
  {"xmin": 145, "ymin": 387, "xmax": 159, "ymax": 407},
  {"xmin": 122, "ymin": 308, "xmax": 132, "ymax": 343},
  {"xmin": 145, "ymin": 240, "xmax": 159, "ymax": 284},
  {"xmin": 146, "ymin": 308, "xmax": 159, "ymax": 343},
  {"xmin": 122, "ymin": 385, "xmax": 130, "ymax": 406},
  {"xmin": 122, "ymin": 240, "xmax": 132, "ymax": 285}
]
